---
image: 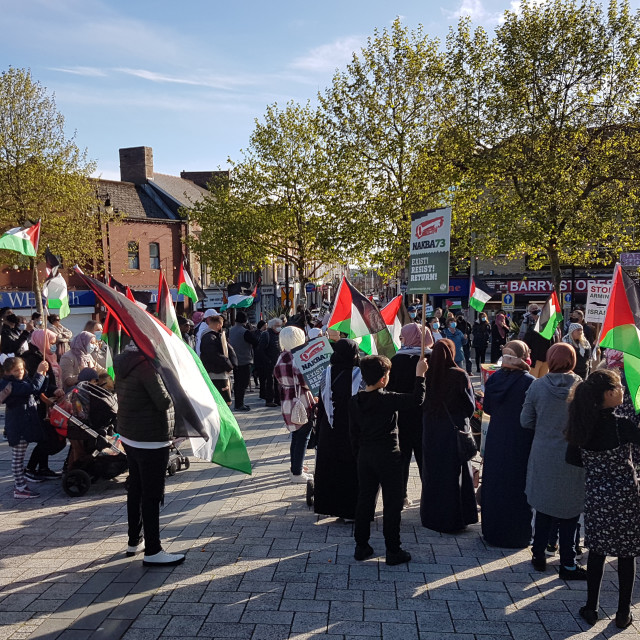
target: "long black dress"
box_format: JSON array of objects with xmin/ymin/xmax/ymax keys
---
[
  {"xmin": 313, "ymin": 340, "xmax": 361, "ymax": 520},
  {"xmin": 421, "ymin": 367, "xmax": 478, "ymax": 533},
  {"xmin": 481, "ymin": 368, "xmax": 535, "ymax": 547}
]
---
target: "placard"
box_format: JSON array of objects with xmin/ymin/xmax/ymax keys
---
[
  {"xmin": 407, "ymin": 208, "xmax": 451, "ymax": 295},
  {"xmin": 291, "ymin": 337, "xmax": 334, "ymax": 396},
  {"xmin": 585, "ymin": 282, "xmax": 612, "ymax": 323}
]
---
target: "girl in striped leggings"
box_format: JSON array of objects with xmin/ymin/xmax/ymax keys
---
[{"xmin": 0, "ymin": 357, "xmax": 49, "ymax": 499}]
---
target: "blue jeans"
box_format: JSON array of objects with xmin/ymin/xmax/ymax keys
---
[
  {"xmin": 290, "ymin": 420, "xmax": 312, "ymax": 475},
  {"xmin": 532, "ymin": 510, "xmax": 579, "ymax": 567}
]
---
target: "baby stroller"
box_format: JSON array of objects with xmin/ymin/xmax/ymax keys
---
[{"xmin": 50, "ymin": 382, "xmax": 128, "ymax": 497}]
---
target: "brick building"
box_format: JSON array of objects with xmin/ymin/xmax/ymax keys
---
[{"xmin": 0, "ymin": 146, "xmax": 214, "ymax": 335}]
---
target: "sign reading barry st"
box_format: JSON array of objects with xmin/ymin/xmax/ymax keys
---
[
  {"xmin": 407, "ymin": 207, "xmax": 452, "ymax": 295},
  {"xmin": 291, "ymin": 337, "xmax": 334, "ymax": 397}
]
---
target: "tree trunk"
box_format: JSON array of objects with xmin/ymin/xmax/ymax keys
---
[
  {"xmin": 31, "ymin": 257, "xmax": 44, "ymax": 317},
  {"xmin": 547, "ymin": 243, "xmax": 562, "ymax": 296}
]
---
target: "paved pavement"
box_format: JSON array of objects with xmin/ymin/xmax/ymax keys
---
[{"xmin": 0, "ymin": 385, "xmax": 638, "ymax": 640}]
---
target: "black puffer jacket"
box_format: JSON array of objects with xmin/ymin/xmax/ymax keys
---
[{"xmin": 114, "ymin": 348, "xmax": 174, "ymax": 442}]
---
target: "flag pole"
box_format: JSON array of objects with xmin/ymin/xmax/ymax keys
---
[{"xmin": 421, "ymin": 293, "xmax": 427, "ymax": 358}]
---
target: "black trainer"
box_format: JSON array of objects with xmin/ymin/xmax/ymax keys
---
[
  {"xmin": 386, "ymin": 549, "xmax": 411, "ymax": 566},
  {"xmin": 559, "ymin": 564, "xmax": 587, "ymax": 581},
  {"xmin": 354, "ymin": 544, "xmax": 374, "ymax": 561},
  {"xmin": 531, "ymin": 555, "xmax": 546, "ymax": 571},
  {"xmin": 579, "ymin": 606, "xmax": 598, "ymax": 625},
  {"xmin": 616, "ymin": 611, "xmax": 633, "ymax": 629}
]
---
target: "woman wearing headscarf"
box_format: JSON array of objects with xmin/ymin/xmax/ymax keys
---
[
  {"xmin": 521, "ymin": 343, "xmax": 586, "ymax": 579},
  {"xmin": 22, "ymin": 329, "xmax": 66, "ymax": 481},
  {"xmin": 481, "ymin": 340, "xmax": 535, "ymax": 548},
  {"xmin": 314, "ymin": 339, "xmax": 362, "ymax": 519},
  {"xmin": 562, "ymin": 323, "xmax": 592, "ymax": 379},
  {"xmin": 490, "ymin": 312, "xmax": 509, "ymax": 363},
  {"xmin": 388, "ymin": 323, "xmax": 432, "ymax": 507},
  {"xmin": 59, "ymin": 331, "xmax": 106, "ymax": 391},
  {"xmin": 47, "ymin": 314, "xmax": 73, "ymax": 362},
  {"xmin": 421, "ymin": 339, "xmax": 478, "ymax": 533},
  {"xmin": 273, "ymin": 326, "xmax": 315, "ymax": 483}
]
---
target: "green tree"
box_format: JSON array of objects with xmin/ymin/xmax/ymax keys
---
[
  {"xmin": 319, "ymin": 18, "xmax": 456, "ymax": 275},
  {"xmin": 448, "ymin": 0, "xmax": 640, "ymax": 293},
  {"xmin": 187, "ymin": 101, "xmax": 350, "ymax": 295},
  {"xmin": 0, "ymin": 67, "xmax": 100, "ymax": 313}
]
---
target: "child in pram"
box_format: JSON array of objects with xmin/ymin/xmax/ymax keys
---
[{"xmin": 54, "ymin": 368, "xmax": 126, "ymax": 492}]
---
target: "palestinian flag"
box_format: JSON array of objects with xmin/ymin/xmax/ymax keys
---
[
  {"xmin": 42, "ymin": 272, "xmax": 70, "ymax": 319},
  {"xmin": 600, "ymin": 264, "xmax": 640, "ymax": 411},
  {"xmin": 74, "ymin": 268, "xmax": 251, "ymax": 474},
  {"xmin": 380, "ymin": 295, "xmax": 411, "ymax": 350},
  {"xmin": 469, "ymin": 277, "xmax": 494, "ymax": 312},
  {"xmin": 535, "ymin": 290, "xmax": 563, "ymax": 340},
  {"xmin": 178, "ymin": 258, "xmax": 200, "ymax": 305},
  {"xmin": 0, "ymin": 220, "xmax": 40, "ymax": 257},
  {"xmin": 101, "ymin": 311, "xmax": 123, "ymax": 379},
  {"xmin": 45, "ymin": 246, "xmax": 60, "ymax": 277},
  {"xmin": 221, "ymin": 285, "xmax": 257, "ymax": 311},
  {"xmin": 157, "ymin": 270, "xmax": 180, "ymax": 334},
  {"xmin": 327, "ymin": 277, "xmax": 396, "ymax": 358}
]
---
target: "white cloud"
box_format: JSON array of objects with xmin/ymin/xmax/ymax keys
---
[
  {"xmin": 49, "ymin": 66, "xmax": 107, "ymax": 77},
  {"xmin": 290, "ymin": 36, "xmax": 365, "ymax": 73},
  {"xmin": 451, "ymin": 0, "xmax": 489, "ymax": 21}
]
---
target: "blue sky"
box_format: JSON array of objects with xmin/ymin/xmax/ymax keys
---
[{"xmin": 4, "ymin": 0, "xmax": 638, "ymax": 180}]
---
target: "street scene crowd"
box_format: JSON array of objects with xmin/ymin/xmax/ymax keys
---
[{"xmin": 2, "ymin": 293, "xmax": 639, "ymax": 633}]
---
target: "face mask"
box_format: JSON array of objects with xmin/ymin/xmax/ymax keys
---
[
  {"xmin": 50, "ymin": 344, "xmax": 57, "ymax": 353},
  {"xmin": 409, "ymin": 313, "xmax": 416, "ymax": 319},
  {"xmin": 17, "ymin": 323, "xmax": 26, "ymax": 331},
  {"xmin": 432, "ymin": 322, "xmax": 440, "ymax": 330},
  {"xmin": 481, "ymin": 317, "xmax": 487, "ymax": 322},
  {"xmin": 95, "ymin": 331, "xmax": 102, "ymax": 341},
  {"xmin": 35, "ymin": 320, "xmax": 42, "ymax": 327},
  {"xmin": 449, "ymin": 322, "xmax": 457, "ymax": 330},
  {"xmin": 274, "ymin": 327, "xmax": 282, "ymax": 333},
  {"xmin": 88, "ymin": 343, "xmax": 97, "ymax": 353}
]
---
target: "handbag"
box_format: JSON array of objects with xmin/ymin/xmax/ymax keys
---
[
  {"xmin": 444, "ymin": 405, "xmax": 478, "ymax": 463},
  {"xmin": 290, "ymin": 377, "xmax": 308, "ymax": 426}
]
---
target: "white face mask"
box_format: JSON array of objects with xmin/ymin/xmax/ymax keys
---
[{"xmin": 274, "ymin": 327, "xmax": 282, "ymax": 333}]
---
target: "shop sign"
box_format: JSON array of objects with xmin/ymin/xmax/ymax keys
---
[{"xmin": 507, "ymin": 278, "xmax": 611, "ymax": 295}]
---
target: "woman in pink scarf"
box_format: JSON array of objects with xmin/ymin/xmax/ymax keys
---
[
  {"xmin": 490, "ymin": 312, "xmax": 509, "ymax": 363},
  {"xmin": 29, "ymin": 329, "xmax": 62, "ymax": 387}
]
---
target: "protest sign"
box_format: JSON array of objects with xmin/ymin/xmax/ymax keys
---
[
  {"xmin": 292, "ymin": 337, "xmax": 334, "ymax": 396},
  {"xmin": 585, "ymin": 281, "xmax": 612, "ymax": 323},
  {"xmin": 407, "ymin": 208, "xmax": 451, "ymax": 295}
]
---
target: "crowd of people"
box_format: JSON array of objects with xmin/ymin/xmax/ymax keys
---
[{"xmin": 2, "ymin": 298, "xmax": 639, "ymax": 625}]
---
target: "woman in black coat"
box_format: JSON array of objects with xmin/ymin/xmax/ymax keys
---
[
  {"xmin": 481, "ymin": 340, "xmax": 535, "ymax": 548},
  {"xmin": 421, "ymin": 339, "xmax": 478, "ymax": 533},
  {"xmin": 471, "ymin": 312, "xmax": 491, "ymax": 373},
  {"xmin": 314, "ymin": 339, "xmax": 362, "ymax": 520},
  {"xmin": 388, "ymin": 322, "xmax": 432, "ymax": 507},
  {"xmin": 490, "ymin": 312, "xmax": 509, "ymax": 363}
]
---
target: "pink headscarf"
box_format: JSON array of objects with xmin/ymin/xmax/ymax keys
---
[
  {"xmin": 400, "ymin": 322, "xmax": 433, "ymax": 348},
  {"xmin": 192, "ymin": 311, "xmax": 204, "ymax": 325},
  {"xmin": 495, "ymin": 312, "xmax": 508, "ymax": 339},
  {"xmin": 30, "ymin": 329, "xmax": 62, "ymax": 386}
]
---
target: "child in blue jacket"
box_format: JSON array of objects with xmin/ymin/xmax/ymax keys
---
[{"xmin": 0, "ymin": 356, "xmax": 49, "ymax": 498}]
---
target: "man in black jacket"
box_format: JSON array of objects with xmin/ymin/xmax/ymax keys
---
[
  {"xmin": 1, "ymin": 314, "xmax": 32, "ymax": 356},
  {"xmin": 114, "ymin": 343, "xmax": 184, "ymax": 567}
]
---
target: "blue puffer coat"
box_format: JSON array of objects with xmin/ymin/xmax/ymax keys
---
[{"xmin": 0, "ymin": 374, "xmax": 46, "ymax": 446}]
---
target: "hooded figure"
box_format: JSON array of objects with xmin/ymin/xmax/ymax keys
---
[
  {"xmin": 481, "ymin": 340, "xmax": 536, "ymax": 547},
  {"xmin": 521, "ymin": 342, "xmax": 585, "ymax": 576},
  {"xmin": 314, "ymin": 339, "xmax": 362, "ymax": 519}
]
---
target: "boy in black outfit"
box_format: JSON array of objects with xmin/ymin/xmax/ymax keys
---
[{"xmin": 349, "ymin": 354, "xmax": 428, "ymax": 565}]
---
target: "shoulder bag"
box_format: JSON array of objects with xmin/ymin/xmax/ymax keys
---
[{"xmin": 444, "ymin": 404, "xmax": 477, "ymax": 463}]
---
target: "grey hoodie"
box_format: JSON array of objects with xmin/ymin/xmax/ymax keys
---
[{"xmin": 521, "ymin": 372, "xmax": 584, "ymax": 518}]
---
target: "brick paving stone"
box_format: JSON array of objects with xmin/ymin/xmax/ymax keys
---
[{"xmin": 3, "ymin": 396, "xmax": 640, "ymax": 640}]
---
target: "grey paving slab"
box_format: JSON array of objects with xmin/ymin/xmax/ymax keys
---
[{"xmin": 0, "ymin": 391, "xmax": 637, "ymax": 640}]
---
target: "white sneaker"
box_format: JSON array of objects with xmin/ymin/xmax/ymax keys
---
[
  {"xmin": 142, "ymin": 551, "xmax": 185, "ymax": 567},
  {"xmin": 126, "ymin": 539, "xmax": 144, "ymax": 557},
  {"xmin": 289, "ymin": 471, "xmax": 313, "ymax": 484}
]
